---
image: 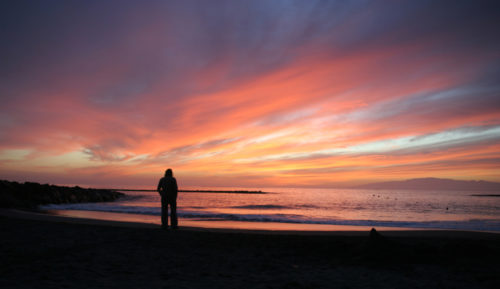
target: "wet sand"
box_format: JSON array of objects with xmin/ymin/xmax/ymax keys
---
[
  {"xmin": 1, "ymin": 209, "xmax": 500, "ymax": 288},
  {"xmin": 44, "ymin": 209, "xmax": 441, "ymax": 233}
]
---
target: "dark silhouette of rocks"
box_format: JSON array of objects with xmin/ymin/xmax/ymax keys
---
[
  {"xmin": 368, "ymin": 228, "xmax": 387, "ymax": 246},
  {"xmin": 0, "ymin": 180, "xmax": 124, "ymax": 210},
  {"xmin": 369, "ymin": 228, "xmax": 382, "ymax": 239},
  {"xmin": 356, "ymin": 177, "xmax": 500, "ymax": 191}
]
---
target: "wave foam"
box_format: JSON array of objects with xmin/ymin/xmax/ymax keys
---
[{"xmin": 40, "ymin": 203, "xmax": 500, "ymax": 231}]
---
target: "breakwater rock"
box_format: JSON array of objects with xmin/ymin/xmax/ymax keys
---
[{"xmin": 0, "ymin": 180, "xmax": 124, "ymax": 210}]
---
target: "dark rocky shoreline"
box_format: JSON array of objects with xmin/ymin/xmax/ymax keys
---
[{"xmin": 0, "ymin": 180, "xmax": 124, "ymax": 210}]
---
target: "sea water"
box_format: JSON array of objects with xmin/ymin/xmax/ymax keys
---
[{"xmin": 41, "ymin": 187, "xmax": 500, "ymax": 231}]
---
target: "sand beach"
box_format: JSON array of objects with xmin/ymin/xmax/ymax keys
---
[{"xmin": 1, "ymin": 209, "xmax": 499, "ymax": 289}]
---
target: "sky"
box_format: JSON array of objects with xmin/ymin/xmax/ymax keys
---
[{"xmin": 1, "ymin": 0, "xmax": 500, "ymax": 189}]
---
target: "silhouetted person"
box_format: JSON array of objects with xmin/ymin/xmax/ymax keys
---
[{"xmin": 157, "ymin": 168, "xmax": 178, "ymax": 229}]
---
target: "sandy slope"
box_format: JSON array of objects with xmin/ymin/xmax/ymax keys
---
[{"xmin": 1, "ymin": 209, "xmax": 500, "ymax": 288}]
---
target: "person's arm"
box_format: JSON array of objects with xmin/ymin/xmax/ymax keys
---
[
  {"xmin": 174, "ymin": 178, "xmax": 178, "ymax": 198},
  {"xmin": 157, "ymin": 178, "xmax": 163, "ymax": 194}
]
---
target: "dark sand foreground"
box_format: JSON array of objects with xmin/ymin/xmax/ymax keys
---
[{"xmin": 1, "ymin": 210, "xmax": 500, "ymax": 289}]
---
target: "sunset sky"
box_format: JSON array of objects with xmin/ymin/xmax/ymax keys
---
[{"xmin": 1, "ymin": 0, "xmax": 500, "ymax": 188}]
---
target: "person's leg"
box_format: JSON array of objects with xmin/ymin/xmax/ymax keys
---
[
  {"xmin": 161, "ymin": 198, "xmax": 168, "ymax": 229},
  {"xmin": 171, "ymin": 199, "xmax": 178, "ymax": 228}
]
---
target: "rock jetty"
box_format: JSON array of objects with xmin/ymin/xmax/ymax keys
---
[{"xmin": 0, "ymin": 180, "xmax": 124, "ymax": 210}]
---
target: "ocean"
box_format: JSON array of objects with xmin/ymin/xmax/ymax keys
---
[{"xmin": 41, "ymin": 187, "xmax": 500, "ymax": 232}]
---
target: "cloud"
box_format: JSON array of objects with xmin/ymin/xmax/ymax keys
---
[
  {"xmin": 152, "ymin": 137, "xmax": 241, "ymax": 164},
  {"xmin": 1, "ymin": 0, "xmax": 500, "ymax": 187},
  {"xmin": 83, "ymin": 145, "xmax": 130, "ymax": 162}
]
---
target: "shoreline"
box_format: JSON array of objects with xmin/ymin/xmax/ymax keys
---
[
  {"xmin": 1, "ymin": 208, "xmax": 499, "ymax": 238},
  {"xmin": 41, "ymin": 207, "xmax": 500, "ymax": 235}
]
